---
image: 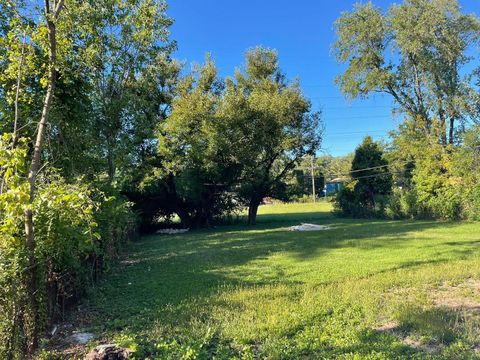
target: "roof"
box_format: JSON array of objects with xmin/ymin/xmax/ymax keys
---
[{"xmin": 327, "ymin": 177, "xmax": 347, "ymax": 183}]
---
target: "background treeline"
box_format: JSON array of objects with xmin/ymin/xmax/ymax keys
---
[
  {"xmin": 132, "ymin": 51, "xmax": 321, "ymax": 230},
  {"xmin": 333, "ymin": 0, "xmax": 480, "ymax": 220},
  {"xmin": 0, "ymin": 0, "xmax": 321, "ymax": 357}
]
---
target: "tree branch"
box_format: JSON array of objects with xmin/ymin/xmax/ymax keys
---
[{"xmin": 54, "ymin": 0, "xmax": 65, "ymax": 18}]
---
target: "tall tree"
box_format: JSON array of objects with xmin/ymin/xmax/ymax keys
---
[
  {"xmin": 333, "ymin": 0, "xmax": 479, "ymax": 144},
  {"xmin": 224, "ymin": 47, "xmax": 322, "ymax": 224},
  {"xmin": 24, "ymin": 0, "xmax": 65, "ymax": 351},
  {"xmin": 336, "ymin": 136, "xmax": 392, "ymax": 217},
  {"xmin": 154, "ymin": 57, "xmax": 232, "ymax": 227},
  {"xmin": 78, "ymin": 0, "xmax": 176, "ymax": 183},
  {"xmin": 142, "ymin": 49, "xmax": 322, "ymax": 228},
  {"xmin": 350, "ymin": 136, "xmax": 392, "ymax": 205}
]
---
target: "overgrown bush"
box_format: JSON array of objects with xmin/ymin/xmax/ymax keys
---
[
  {"xmin": 34, "ymin": 178, "xmax": 101, "ymax": 322},
  {"xmin": 0, "ymin": 136, "xmax": 136, "ymax": 358},
  {"xmin": 93, "ymin": 185, "xmax": 137, "ymax": 260},
  {"xmin": 385, "ymin": 188, "xmax": 418, "ymax": 219},
  {"xmin": 334, "ymin": 126, "xmax": 480, "ymax": 221},
  {"xmin": 461, "ymin": 183, "xmax": 480, "ymax": 221},
  {"xmin": 291, "ymin": 194, "xmax": 316, "ymax": 203},
  {"xmin": 35, "ymin": 180, "xmax": 136, "ymax": 322},
  {"xmin": 387, "ymin": 120, "xmax": 475, "ymax": 220},
  {"xmin": 0, "ymin": 135, "xmax": 31, "ymax": 356},
  {"xmin": 452, "ymin": 127, "xmax": 480, "ymax": 221},
  {"xmin": 335, "ymin": 181, "xmax": 391, "ymax": 218}
]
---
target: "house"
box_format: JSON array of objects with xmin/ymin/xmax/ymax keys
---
[{"xmin": 324, "ymin": 177, "xmax": 346, "ymax": 196}]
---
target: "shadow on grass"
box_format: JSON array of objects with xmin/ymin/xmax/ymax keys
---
[
  {"xmin": 322, "ymin": 305, "xmax": 477, "ymax": 358},
  {"xmin": 84, "ymin": 207, "xmax": 478, "ymax": 356}
]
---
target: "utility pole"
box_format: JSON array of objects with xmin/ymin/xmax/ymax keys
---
[{"xmin": 310, "ymin": 156, "xmax": 316, "ymax": 203}]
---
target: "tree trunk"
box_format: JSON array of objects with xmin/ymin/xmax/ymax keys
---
[
  {"xmin": 107, "ymin": 144, "xmax": 115, "ymax": 183},
  {"xmin": 247, "ymin": 197, "xmax": 262, "ymax": 225},
  {"xmin": 175, "ymin": 206, "xmax": 192, "ymax": 228},
  {"xmin": 166, "ymin": 174, "xmax": 193, "ymax": 228},
  {"xmin": 438, "ymin": 102, "xmax": 447, "ymax": 145},
  {"xmin": 448, "ymin": 118, "xmax": 455, "ymax": 145},
  {"xmin": 24, "ymin": 0, "xmax": 64, "ymax": 354}
]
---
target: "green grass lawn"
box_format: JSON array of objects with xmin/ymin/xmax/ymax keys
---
[{"xmin": 81, "ymin": 202, "xmax": 480, "ymax": 359}]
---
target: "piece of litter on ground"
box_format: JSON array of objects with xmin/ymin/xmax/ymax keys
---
[
  {"xmin": 155, "ymin": 228, "xmax": 189, "ymax": 235},
  {"xmin": 288, "ymin": 223, "xmax": 330, "ymax": 232},
  {"xmin": 50, "ymin": 325, "xmax": 58, "ymax": 336},
  {"xmin": 70, "ymin": 332, "xmax": 95, "ymax": 344},
  {"xmin": 86, "ymin": 344, "xmax": 133, "ymax": 360}
]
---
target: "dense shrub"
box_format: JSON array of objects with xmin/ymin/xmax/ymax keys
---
[
  {"xmin": 335, "ymin": 125, "xmax": 480, "ymax": 221},
  {"xmin": 385, "ymin": 120, "xmax": 478, "ymax": 221},
  {"xmin": 34, "ymin": 179, "xmax": 101, "ymax": 322},
  {"xmin": 0, "ymin": 137, "xmax": 136, "ymax": 358},
  {"xmin": 452, "ymin": 127, "xmax": 480, "ymax": 221},
  {"xmin": 384, "ymin": 188, "xmax": 417, "ymax": 219},
  {"xmin": 93, "ymin": 185, "xmax": 137, "ymax": 259},
  {"xmin": 35, "ymin": 180, "xmax": 136, "ymax": 317},
  {"xmin": 460, "ymin": 182, "xmax": 480, "ymax": 221},
  {"xmin": 335, "ymin": 137, "xmax": 392, "ymax": 217},
  {"xmin": 335, "ymin": 181, "xmax": 391, "ymax": 218}
]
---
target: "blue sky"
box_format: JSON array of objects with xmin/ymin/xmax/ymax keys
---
[{"xmin": 167, "ymin": 0, "xmax": 480, "ymax": 156}]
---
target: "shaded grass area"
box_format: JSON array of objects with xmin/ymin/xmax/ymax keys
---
[{"xmin": 80, "ymin": 203, "xmax": 480, "ymax": 359}]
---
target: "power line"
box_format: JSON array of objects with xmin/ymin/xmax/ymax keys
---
[
  {"xmin": 299, "ymin": 162, "xmax": 389, "ymax": 174},
  {"xmin": 325, "ymin": 115, "xmax": 398, "ymax": 120},
  {"xmin": 322, "ymin": 105, "xmax": 393, "ymax": 110},
  {"xmin": 327, "ymin": 130, "xmax": 388, "ymax": 135},
  {"xmin": 297, "ymin": 159, "xmax": 413, "ymax": 179},
  {"xmin": 310, "ymin": 95, "xmax": 391, "ymax": 100},
  {"xmin": 295, "ymin": 169, "xmax": 403, "ymax": 182},
  {"xmin": 310, "ymin": 96, "xmax": 349, "ymax": 100},
  {"xmin": 327, "ymin": 134, "xmax": 388, "ymax": 139}
]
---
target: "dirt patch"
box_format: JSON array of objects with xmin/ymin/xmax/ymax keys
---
[
  {"xmin": 374, "ymin": 279, "xmax": 480, "ymax": 355},
  {"xmin": 465, "ymin": 279, "xmax": 480, "ymax": 291},
  {"xmin": 432, "ymin": 296, "xmax": 480, "ymax": 313},
  {"xmin": 373, "ymin": 321, "xmax": 444, "ymax": 354},
  {"xmin": 429, "ymin": 279, "xmax": 480, "ymax": 314},
  {"xmin": 44, "ymin": 323, "xmax": 90, "ymax": 358},
  {"xmin": 402, "ymin": 337, "xmax": 443, "ymax": 354},
  {"xmin": 43, "ymin": 306, "xmax": 104, "ymax": 358},
  {"xmin": 373, "ymin": 321, "xmax": 399, "ymax": 333}
]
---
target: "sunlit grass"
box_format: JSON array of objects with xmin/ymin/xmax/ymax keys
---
[{"xmin": 84, "ymin": 202, "xmax": 480, "ymax": 359}]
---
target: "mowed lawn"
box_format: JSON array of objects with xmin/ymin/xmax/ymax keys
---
[{"xmin": 82, "ymin": 203, "xmax": 480, "ymax": 359}]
